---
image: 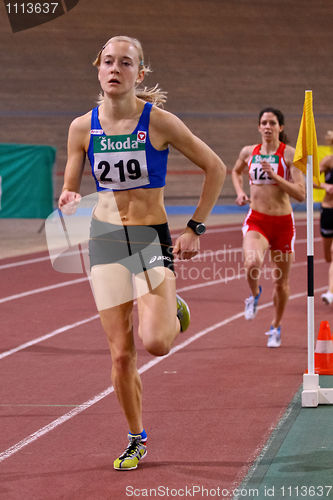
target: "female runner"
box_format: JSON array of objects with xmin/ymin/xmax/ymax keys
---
[
  {"xmin": 232, "ymin": 108, "xmax": 305, "ymax": 347},
  {"xmin": 58, "ymin": 36, "xmax": 226, "ymax": 470}
]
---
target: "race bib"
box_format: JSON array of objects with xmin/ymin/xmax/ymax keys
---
[
  {"xmin": 93, "ymin": 133, "xmax": 149, "ymax": 190},
  {"xmin": 249, "ymin": 154, "xmax": 279, "ymax": 184}
]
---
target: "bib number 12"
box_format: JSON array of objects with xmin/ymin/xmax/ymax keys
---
[{"xmin": 252, "ymin": 167, "xmax": 272, "ymax": 181}]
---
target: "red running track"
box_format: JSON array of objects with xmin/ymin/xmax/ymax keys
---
[{"xmin": 0, "ymin": 219, "xmax": 330, "ymax": 500}]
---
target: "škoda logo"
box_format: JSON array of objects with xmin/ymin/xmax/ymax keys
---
[{"xmin": 3, "ymin": 0, "xmax": 80, "ymax": 33}]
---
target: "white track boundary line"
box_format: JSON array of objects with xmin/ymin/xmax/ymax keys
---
[
  {"xmin": 231, "ymin": 389, "xmax": 302, "ymax": 500},
  {"xmin": 0, "ymin": 221, "xmax": 315, "ymax": 270},
  {"xmin": 0, "ymin": 315, "xmax": 99, "ymax": 360},
  {"xmin": 0, "ymin": 250, "xmax": 87, "ymax": 271},
  {"xmin": 0, "ymin": 258, "xmax": 326, "ymax": 360},
  {"xmin": 0, "ymin": 238, "xmax": 323, "ymax": 304},
  {"xmin": 0, "ymin": 229, "xmax": 238, "ymax": 270},
  {"xmin": 0, "ymin": 255, "xmax": 50, "ymax": 270},
  {"xmin": 0, "ymin": 274, "xmax": 243, "ymax": 360},
  {"xmin": 0, "ymin": 285, "xmax": 327, "ymax": 464},
  {"xmin": 0, "ymin": 277, "xmax": 88, "ymax": 304}
]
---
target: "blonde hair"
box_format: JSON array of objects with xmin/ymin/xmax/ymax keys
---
[{"xmin": 93, "ymin": 36, "xmax": 167, "ymax": 107}]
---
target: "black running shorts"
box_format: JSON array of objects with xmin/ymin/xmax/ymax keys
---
[
  {"xmin": 89, "ymin": 218, "xmax": 175, "ymax": 273},
  {"xmin": 320, "ymin": 207, "xmax": 333, "ymax": 238}
]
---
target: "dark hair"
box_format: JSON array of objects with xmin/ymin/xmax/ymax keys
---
[{"xmin": 258, "ymin": 107, "xmax": 289, "ymax": 144}]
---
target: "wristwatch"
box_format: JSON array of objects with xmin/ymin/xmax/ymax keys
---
[{"xmin": 187, "ymin": 219, "xmax": 206, "ymax": 235}]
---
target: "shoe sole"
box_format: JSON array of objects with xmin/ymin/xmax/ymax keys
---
[
  {"xmin": 245, "ymin": 313, "xmax": 256, "ymax": 320},
  {"xmin": 267, "ymin": 338, "xmax": 281, "ymax": 348},
  {"xmin": 114, "ymin": 450, "xmax": 147, "ymax": 471}
]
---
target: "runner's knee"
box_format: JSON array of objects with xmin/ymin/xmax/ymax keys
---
[
  {"xmin": 244, "ymin": 252, "xmax": 263, "ymax": 271},
  {"xmin": 274, "ymin": 280, "xmax": 289, "ymax": 296},
  {"xmin": 141, "ymin": 331, "xmax": 171, "ymax": 357},
  {"xmin": 112, "ymin": 349, "xmax": 137, "ymax": 374}
]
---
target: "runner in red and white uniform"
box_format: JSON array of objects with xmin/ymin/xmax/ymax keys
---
[{"xmin": 231, "ymin": 108, "xmax": 305, "ymax": 348}]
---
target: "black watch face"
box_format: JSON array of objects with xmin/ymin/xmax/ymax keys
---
[{"xmin": 196, "ymin": 223, "xmax": 206, "ymax": 235}]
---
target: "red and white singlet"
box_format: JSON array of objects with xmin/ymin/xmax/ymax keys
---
[{"xmin": 248, "ymin": 143, "xmax": 290, "ymax": 185}]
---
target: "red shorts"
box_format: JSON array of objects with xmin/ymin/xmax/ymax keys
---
[{"xmin": 242, "ymin": 209, "xmax": 296, "ymax": 253}]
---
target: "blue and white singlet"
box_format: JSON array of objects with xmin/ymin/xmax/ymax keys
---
[{"xmin": 87, "ymin": 102, "xmax": 169, "ymax": 191}]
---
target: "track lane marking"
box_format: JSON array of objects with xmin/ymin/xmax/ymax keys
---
[
  {"xmin": 0, "ymin": 238, "xmax": 323, "ymax": 304},
  {"xmin": 0, "ymin": 277, "xmax": 88, "ymax": 304},
  {"xmin": 0, "ymin": 258, "xmax": 326, "ymax": 359},
  {"xmin": 0, "ymin": 315, "xmax": 99, "ymax": 360},
  {"xmin": 0, "ymin": 221, "xmax": 314, "ymax": 270},
  {"xmin": 0, "ymin": 285, "xmax": 327, "ymax": 464}
]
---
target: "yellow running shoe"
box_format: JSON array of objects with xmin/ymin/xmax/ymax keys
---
[
  {"xmin": 113, "ymin": 434, "xmax": 147, "ymax": 471},
  {"xmin": 176, "ymin": 294, "xmax": 190, "ymax": 332}
]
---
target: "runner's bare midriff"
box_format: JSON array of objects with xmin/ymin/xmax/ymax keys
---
[
  {"xmin": 250, "ymin": 184, "xmax": 293, "ymax": 215},
  {"xmin": 322, "ymin": 190, "xmax": 333, "ymax": 209},
  {"xmin": 93, "ymin": 187, "xmax": 167, "ymax": 225}
]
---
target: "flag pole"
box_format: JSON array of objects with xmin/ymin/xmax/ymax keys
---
[
  {"xmin": 298, "ymin": 90, "xmax": 333, "ymax": 406},
  {"xmin": 306, "ymin": 154, "xmax": 315, "ymax": 375}
]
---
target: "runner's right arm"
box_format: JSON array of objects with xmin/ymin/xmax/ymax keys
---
[
  {"xmin": 58, "ymin": 115, "xmax": 89, "ymax": 210},
  {"xmin": 231, "ymin": 146, "xmax": 251, "ymax": 206}
]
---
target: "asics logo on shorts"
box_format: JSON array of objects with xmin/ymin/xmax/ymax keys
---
[{"xmin": 149, "ymin": 255, "xmax": 172, "ymax": 264}]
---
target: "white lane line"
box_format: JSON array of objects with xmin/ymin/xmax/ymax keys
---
[
  {"xmin": 0, "ymin": 220, "xmax": 313, "ymax": 270},
  {"xmin": 0, "ymin": 226, "xmax": 241, "ymax": 270},
  {"xmin": 0, "ymin": 285, "xmax": 326, "ymax": 464},
  {"xmin": 0, "ymin": 237, "xmax": 323, "ymax": 305},
  {"xmin": 0, "ymin": 258, "xmax": 326, "ymax": 360},
  {"xmin": 0, "ymin": 277, "xmax": 88, "ymax": 304},
  {"xmin": 0, "ymin": 388, "xmax": 113, "ymax": 463},
  {"xmin": 0, "ymin": 250, "xmax": 85, "ymax": 271},
  {"xmin": 0, "ymin": 404, "xmax": 83, "ymax": 408},
  {"xmin": 0, "ymin": 273, "xmax": 240, "ymax": 359},
  {"xmin": 0, "ymin": 315, "xmax": 99, "ymax": 360},
  {"xmin": 0, "ymin": 255, "xmax": 51, "ymax": 270}
]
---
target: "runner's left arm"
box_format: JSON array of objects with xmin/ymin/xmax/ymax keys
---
[
  {"xmin": 161, "ymin": 111, "xmax": 226, "ymax": 220},
  {"xmin": 157, "ymin": 110, "xmax": 226, "ymax": 259}
]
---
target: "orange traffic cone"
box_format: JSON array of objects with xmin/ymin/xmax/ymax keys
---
[{"xmin": 314, "ymin": 321, "xmax": 333, "ymax": 375}]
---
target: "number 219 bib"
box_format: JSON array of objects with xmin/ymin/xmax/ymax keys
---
[{"xmin": 93, "ymin": 133, "xmax": 149, "ymax": 190}]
